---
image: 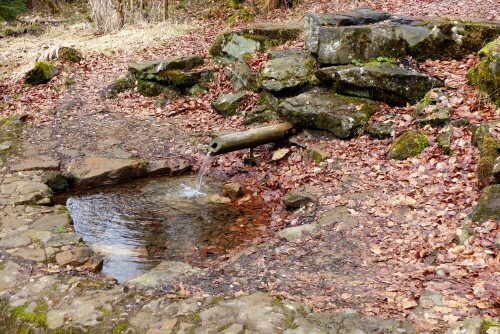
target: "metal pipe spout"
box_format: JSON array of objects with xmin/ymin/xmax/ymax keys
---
[{"xmin": 208, "ymin": 122, "xmax": 295, "ymax": 155}]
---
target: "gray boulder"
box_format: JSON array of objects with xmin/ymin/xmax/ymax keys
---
[
  {"xmin": 243, "ymin": 104, "xmax": 279, "ymax": 125},
  {"xmin": 260, "ymin": 52, "xmax": 316, "ymax": 94},
  {"xmin": 316, "ymin": 62, "xmax": 443, "ymax": 105},
  {"xmin": 211, "ymin": 92, "xmax": 247, "ymax": 116},
  {"xmin": 225, "ymin": 60, "xmax": 258, "ymax": 92},
  {"xmin": 469, "ymin": 185, "xmax": 500, "ymax": 223},
  {"xmin": 278, "ymin": 90, "xmax": 377, "ymax": 139},
  {"xmin": 390, "ymin": 16, "xmax": 500, "ymax": 60},
  {"xmin": 305, "ymin": 8, "xmax": 392, "ymax": 54},
  {"xmin": 315, "ymin": 25, "xmax": 405, "ymax": 65},
  {"xmin": 209, "ymin": 22, "xmax": 302, "ymax": 60}
]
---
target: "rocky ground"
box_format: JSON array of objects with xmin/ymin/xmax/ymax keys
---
[{"xmin": 1, "ymin": 0, "xmax": 500, "ymax": 333}]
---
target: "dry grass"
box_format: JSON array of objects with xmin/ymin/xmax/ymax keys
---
[{"xmin": 0, "ymin": 20, "xmax": 192, "ymax": 81}]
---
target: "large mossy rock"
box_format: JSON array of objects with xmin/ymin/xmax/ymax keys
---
[
  {"xmin": 316, "ymin": 62, "xmax": 443, "ymax": 106},
  {"xmin": 476, "ymin": 133, "xmax": 499, "ymax": 189},
  {"xmin": 315, "ymin": 25, "xmax": 405, "ymax": 65},
  {"xmin": 468, "ymin": 184, "xmax": 500, "ymax": 223},
  {"xmin": 129, "ymin": 55, "xmax": 204, "ymax": 77},
  {"xmin": 387, "ymin": 130, "xmax": 429, "ymax": 160},
  {"xmin": 278, "ymin": 89, "xmax": 377, "ymax": 139},
  {"xmin": 304, "ymin": 7, "xmax": 392, "ymax": 54},
  {"xmin": 389, "ymin": 16, "xmax": 500, "ymax": 60},
  {"xmin": 25, "ymin": 61, "xmax": 60, "ymax": 85},
  {"xmin": 209, "ymin": 22, "xmax": 302, "ymax": 60},
  {"xmin": 468, "ymin": 39, "xmax": 500, "ymax": 106},
  {"xmin": 261, "ymin": 51, "xmax": 316, "ymax": 95},
  {"xmin": 128, "ymin": 55, "xmax": 214, "ymax": 97}
]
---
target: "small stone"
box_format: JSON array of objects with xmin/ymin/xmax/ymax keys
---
[
  {"xmin": 46, "ymin": 309, "xmax": 66, "ymax": 329},
  {"xmin": 416, "ymin": 107, "xmax": 450, "ymax": 127},
  {"xmin": 0, "ymin": 230, "xmax": 32, "ymax": 248},
  {"xmin": 0, "ymin": 181, "xmax": 54, "ymax": 205},
  {"xmin": 367, "ymin": 122, "xmax": 393, "ymax": 139},
  {"xmin": 208, "ymin": 194, "xmax": 232, "ymax": 204},
  {"xmin": 437, "ymin": 130, "xmax": 453, "ymax": 155},
  {"xmin": 220, "ymin": 324, "xmax": 244, "ymax": 334},
  {"xmin": 223, "ymin": 182, "xmax": 244, "ymax": 200},
  {"xmin": 45, "ymin": 233, "xmax": 83, "ymax": 247},
  {"xmin": 304, "ymin": 145, "xmax": 329, "ymax": 163},
  {"xmin": 211, "ymin": 92, "xmax": 247, "ymax": 117},
  {"xmin": 282, "ymin": 185, "xmax": 320, "ymax": 209},
  {"xmin": 55, "ymin": 247, "xmax": 103, "ymax": 272},
  {"xmin": 147, "ymin": 318, "xmax": 178, "ymax": 334},
  {"xmin": 0, "ymin": 141, "xmax": 13, "ymax": 150},
  {"xmin": 278, "ymin": 224, "xmax": 317, "ymax": 240},
  {"xmin": 455, "ymin": 224, "xmax": 474, "ymax": 245}
]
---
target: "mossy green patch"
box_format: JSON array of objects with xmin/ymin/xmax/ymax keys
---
[
  {"xmin": 111, "ymin": 322, "xmax": 131, "ymax": 334},
  {"xmin": 25, "ymin": 61, "xmax": 59, "ymax": 85},
  {"xmin": 468, "ymin": 39, "xmax": 500, "ymax": 106},
  {"xmin": 481, "ymin": 319, "xmax": 500, "ymax": 334},
  {"xmin": 387, "ymin": 130, "xmax": 429, "ymax": 160},
  {"xmin": 58, "ymin": 47, "xmax": 83, "ymax": 63}
]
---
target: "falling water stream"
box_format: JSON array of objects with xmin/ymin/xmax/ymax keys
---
[{"xmin": 59, "ymin": 176, "xmax": 269, "ymax": 282}]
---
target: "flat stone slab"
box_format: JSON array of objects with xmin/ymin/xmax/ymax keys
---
[
  {"xmin": 316, "ymin": 63, "xmax": 443, "ymax": 106},
  {"xmin": 67, "ymin": 157, "xmax": 148, "ymax": 189},
  {"xmin": 127, "ymin": 261, "xmax": 202, "ymax": 287},
  {"xmin": 318, "ymin": 206, "xmax": 359, "ymax": 227},
  {"xmin": 0, "ymin": 181, "xmax": 54, "ymax": 205},
  {"xmin": 129, "ymin": 55, "xmax": 204, "ymax": 78},
  {"xmin": 0, "ymin": 230, "xmax": 32, "ymax": 248},
  {"xmin": 0, "ymin": 260, "xmax": 21, "ymax": 290},
  {"xmin": 30, "ymin": 214, "xmax": 71, "ymax": 232},
  {"xmin": 45, "ymin": 233, "xmax": 83, "ymax": 247},
  {"xmin": 318, "ymin": 25, "xmax": 405, "ymax": 65},
  {"xmin": 11, "ymin": 248, "xmax": 46, "ymax": 262},
  {"xmin": 10, "ymin": 157, "xmax": 60, "ymax": 172},
  {"xmin": 278, "ymin": 224, "xmax": 318, "ymax": 240},
  {"xmin": 305, "ymin": 8, "xmax": 392, "ymax": 53}
]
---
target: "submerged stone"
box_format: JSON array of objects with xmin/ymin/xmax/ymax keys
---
[
  {"xmin": 209, "ymin": 21, "xmax": 302, "ymax": 60},
  {"xmin": 316, "ymin": 62, "xmax": 442, "ymax": 105},
  {"xmin": 387, "ymin": 130, "xmax": 429, "ymax": 160},
  {"xmin": 278, "ymin": 90, "xmax": 377, "ymax": 139}
]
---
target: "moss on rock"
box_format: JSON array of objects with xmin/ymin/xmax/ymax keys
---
[
  {"xmin": 468, "ymin": 39, "xmax": 500, "ymax": 106},
  {"xmin": 58, "ymin": 47, "xmax": 83, "ymax": 63},
  {"xmin": 25, "ymin": 61, "xmax": 59, "ymax": 85},
  {"xmin": 387, "ymin": 130, "xmax": 429, "ymax": 160}
]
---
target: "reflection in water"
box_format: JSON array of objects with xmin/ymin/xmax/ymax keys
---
[{"xmin": 64, "ymin": 176, "xmax": 269, "ymax": 282}]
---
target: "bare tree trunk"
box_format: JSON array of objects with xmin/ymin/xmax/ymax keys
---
[
  {"xmin": 129, "ymin": 0, "xmax": 134, "ymax": 22},
  {"xmin": 115, "ymin": 0, "xmax": 124, "ymax": 28},
  {"xmin": 163, "ymin": 0, "xmax": 168, "ymax": 20},
  {"xmin": 140, "ymin": 0, "xmax": 146, "ymax": 20}
]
